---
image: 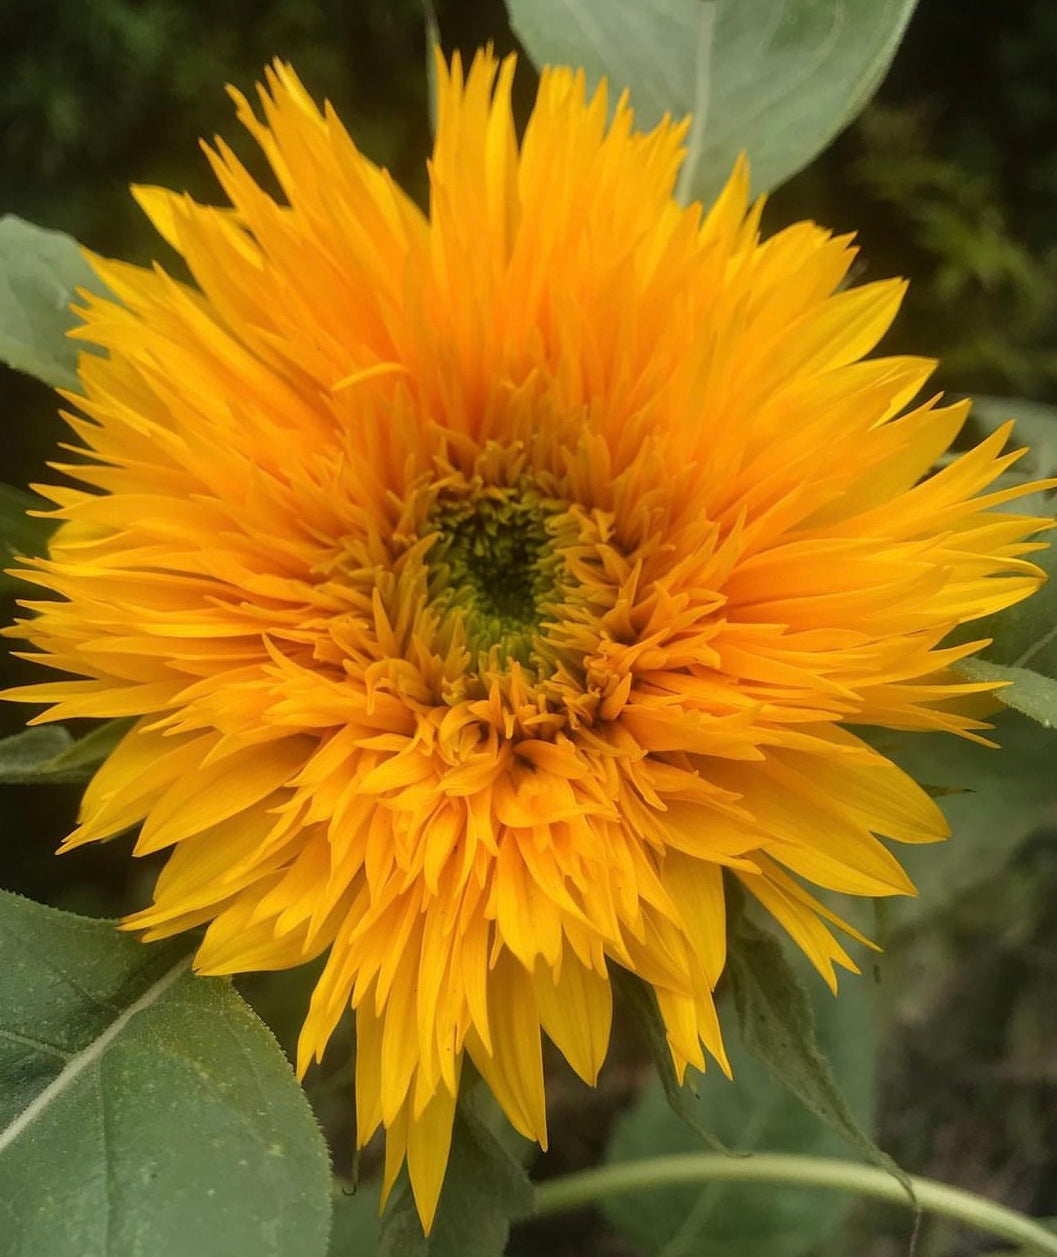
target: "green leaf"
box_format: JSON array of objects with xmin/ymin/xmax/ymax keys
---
[
  {"xmin": 950, "ymin": 396, "xmax": 1057, "ymax": 721},
  {"xmin": 0, "ymin": 216, "xmax": 106, "ymax": 389},
  {"xmin": 884, "ymin": 710, "xmax": 1057, "ymax": 933},
  {"xmin": 956, "ymin": 656, "xmax": 1057, "ymax": 728},
  {"xmin": 725, "ymin": 907, "xmax": 909, "ymax": 1200},
  {"xmin": 0, "ymin": 719, "xmax": 130, "ymax": 784},
  {"xmin": 505, "ymin": 0, "xmax": 919, "ymax": 203},
  {"xmin": 957, "ymin": 524, "xmax": 1057, "ymax": 684},
  {"xmin": 329, "ymin": 1181, "xmax": 380, "ymax": 1256},
  {"xmin": 0, "ymin": 484, "xmax": 55, "ymax": 594},
  {"xmin": 972, "ymin": 394, "xmax": 1057, "ymax": 485},
  {"xmin": 378, "ymin": 1088, "xmax": 534, "ymax": 1257},
  {"xmin": 0, "ymin": 727, "xmax": 75, "ymax": 779},
  {"xmin": 610, "ymin": 965, "xmax": 729, "ymax": 1151},
  {"xmin": 0, "ymin": 892, "xmax": 332, "ymax": 1257},
  {"xmin": 937, "ymin": 396, "xmax": 1057, "ymax": 722},
  {"xmin": 605, "ymin": 954, "xmax": 879, "ymax": 1257}
]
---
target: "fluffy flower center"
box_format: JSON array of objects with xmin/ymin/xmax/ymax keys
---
[{"xmin": 426, "ymin": 484, "xmax": 563, "ymax": 668}]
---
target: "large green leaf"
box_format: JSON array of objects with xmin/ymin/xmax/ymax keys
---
[
  {"xmin": 0, "ymin": 893, "xmax": 332, "ymax": 1257},
  {"xmin": 885, "ymin": 711, "xmax": 1057, "ymax": 933},
  {"xmin": 605, "ymin": 943, "xmax": 879, "ymax": 1257},
  {"xmin": 378, "ymin": 1088, "xmax": 534, "ymax": 1257},
  {"xmin": 506, "ymin": 0, "xmax": 919, "ymax": 203},
  {"xmin": 0, "ymin": 216, "xmax": 105, "ymax": 389}
]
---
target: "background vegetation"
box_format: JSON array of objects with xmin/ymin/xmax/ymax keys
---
[{"xmin": 2, "ymin": 2, "xmax": 1056, "ymax": 1254}]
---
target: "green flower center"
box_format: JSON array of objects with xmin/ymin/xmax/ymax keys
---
[{"xmin": 427, "ymin": 487, "xmax": 563, "ymax": 667}]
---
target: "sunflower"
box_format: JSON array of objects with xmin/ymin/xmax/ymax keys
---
[{"xmin": 6, "ymin": 49, "xmax": 1050, "ymax": 1229}]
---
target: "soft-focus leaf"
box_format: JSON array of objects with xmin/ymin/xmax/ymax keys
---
[
  {"xmin": 965, "ymin": 394, "xmax": 1055, "ymax": 537},
  {"xmin": 960, "ymin": 516, "xmax": 1057, "ymax": 685},
  {"xmin": 726, "ymin": 908, "xmax": 908, "ymax": 1198},
  {"xmin": 329, "ymin": 1181, "xmax": 380, "ymax": 1256},
  {"xmin": 506, "ymin": 0, "xmax": 919, "ymax": 203},
  {"xmin": 0, "ymin": 216, "xmax": 104, "ymax": 389},
  {"xmin": 605, "ymin": 954, "xmax": 878, "ymax": 1257},
  {"xmin": 0, "ymin": 484, "xmax": 54, "ymax": 594},
  {"xmin": 972, "ymin": 394, "xmax": 1057, "ymax": 484},
  {"xmin": 378, "ymin": 1088, "xmax": 534, "ymax": 1257},
  {"xmin": 611, "ymin": 965, "xmax": 728, "ymax": 1150},
  {"xmin": 885, "ymin": 711, "xmax": 1057, "ymax": 932},
  {"xmin": 0, "ymin": 727, "xmax": 75, "ymax": 780},
  {"xmin": 945, "ymin": 400, "xmax": 1057, "ymax": 720},
  {"xmin": 0, "ymin": 719, "xmax": 130, "ymax": 785},
  {"xmin": 0, "ymin": 892, "xmax": 332, "ymax": 1257},
  {"xmin": 956, "ymin": 656, "xmax": 1057, "ymax": 728}
]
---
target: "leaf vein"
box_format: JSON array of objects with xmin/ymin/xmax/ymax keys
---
[{"xmin": 0, "ymin": 957, "xmax": 190, "ymax": 1157}]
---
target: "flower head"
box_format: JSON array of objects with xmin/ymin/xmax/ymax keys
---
[{"xmin": 7, "ymin": 50, "xmax": 1050, "ymax": 1228}]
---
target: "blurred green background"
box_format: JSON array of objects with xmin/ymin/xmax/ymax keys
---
[{"xmin": 2, "ymin": 2, "xmax": 1056, "ymax": 1255}]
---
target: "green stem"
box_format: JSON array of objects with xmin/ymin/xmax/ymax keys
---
[{"xmin": 534, "ymin": 1153, "xmax": 1057, "ymax": 1255}]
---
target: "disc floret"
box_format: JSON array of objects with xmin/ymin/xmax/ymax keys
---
[{"xmin": 426, "ymin": 482, "xmax": 566, "ymax": 669}]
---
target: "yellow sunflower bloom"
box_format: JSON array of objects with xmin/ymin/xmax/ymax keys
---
[{"xmin": 5, "ymin": 49, "xmax": 1051, "ymax": 1229}]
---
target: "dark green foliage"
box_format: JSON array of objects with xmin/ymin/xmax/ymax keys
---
[
  {"xmin": 0, "ymin": 484, "xmax": 55, "ymax": 593},
  {"xmin": 726, "ymin": 906, "xmax": 909, "ymax": 1200},
  {"xmin": 772, "ymin": 0, "xmax": 1057, "ymax": 403},
  {"xmin": 605, "ymin": 952, "xmax": 880, "ymax": 1257},
  {"xmin": 0, "ymin": 720, "xmax": 131, "ymax": 785},
  {"xmin": 329, "ymin": 1182, "xmax": 382, "ymax": 1257},
  {"xmin": 0, "ymin": 0, "xmax": 432, "ymax": 261},
  {"xmin": 378, "ymin": 1090, "xmax": 535, "ymax": 1257},
  {"xmin": 884, "ymin": 710, "xmax": 1057, "ymax": 933},
  {"xmin": 610, "ymin": 965, "xmax": 730, "ymax": 1152}
]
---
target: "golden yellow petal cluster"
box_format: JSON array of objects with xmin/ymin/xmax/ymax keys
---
[{"xmin": 6, "ymin": 50, "xmax": 1051, "ymax": 1228}]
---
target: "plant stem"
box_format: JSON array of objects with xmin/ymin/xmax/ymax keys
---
[{"xmin": 533, "ymin": 1153, "xmax": 1057, "ymax": 1255}]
